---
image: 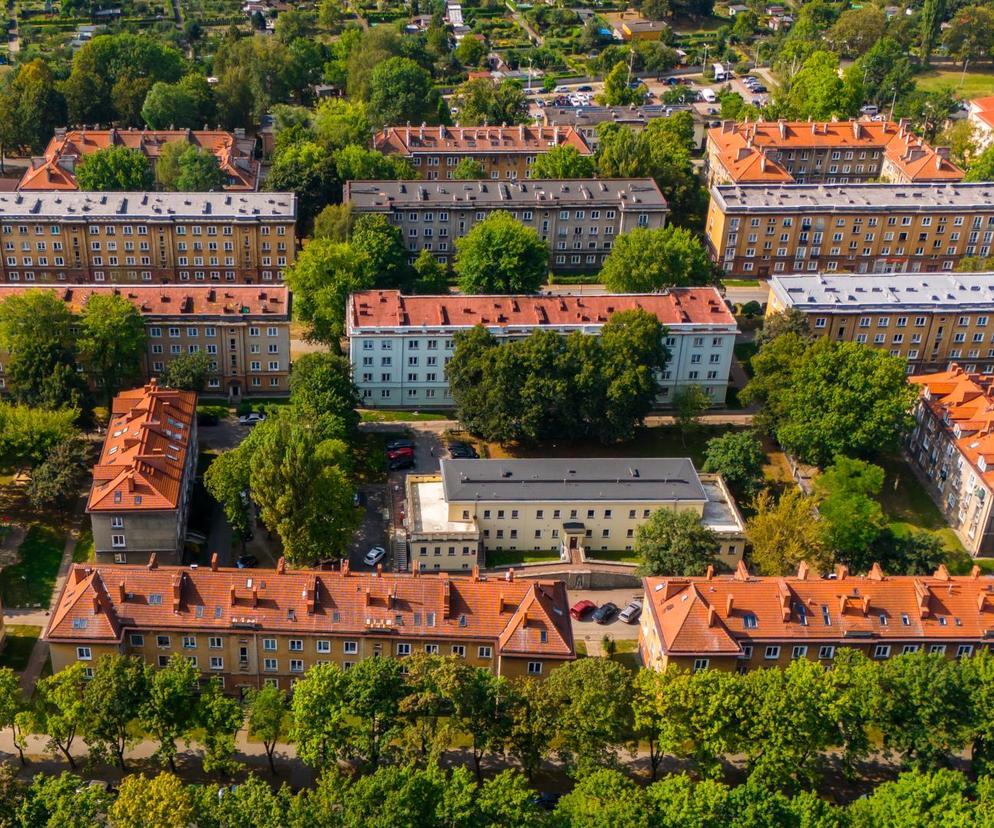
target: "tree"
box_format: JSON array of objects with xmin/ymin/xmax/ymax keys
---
[
  {"xmin": 75, "ymin": 146, "xmax": 155, "ymax": 191},
  {"xmin": 437, "ymin": 662, "xmax": 512, "ymax": 782},
  {"xmin": 451, "ymin": 79, "xmax": 529, "ymax": 126},
  {"xmin": 157, "ymin": 351, "xmax": 214, "ymax": 392},
  {"xmin": 755, "ymin": 308, "xmax": 813, "ymax": 347},
  {"xmin": 850, "ymin": 769, "xmax": 978, "ymax": 827},
  {"xmin": 249, "ymin": 416, "xmax": 358, "ymax": 565},
  {"xmin": 313, "ymin": 203, "xmax": 355, "ymax": 241},
  {"xmin": 289, "ymin": 662, "xmax": 350, "ymax": 768},
  {"xmin": 109, "ymin": 773, "xmax": 196, "ymax": 828},
  {"xmin": 285, "ymin": 239, "xmax": 374, "ymax": 343},
  {"xmin": 197, "ymin": 677, "xmax": 244, "ymax": 776},
  {"xmin": 476, "ymin": 770, "xmax": 545, "ymax": 828},
  {"xmin": 411, "ymin": 249, "xmax": 450, "ymax": 294},
  {"xmin": 288, "ymin": 352, "xmax": 360, "ymax": 436},
  {"xmin": 553, "ymin": 769, "xmax": 650, "ymax": 826},
  {"xmin": 455, "ymin": 36, "xmax": 486, "ymax": 67},
  {"xmin": 847, "ymin": 37, "xmax": 915, "ymax": 108},
  {"xmin": 451, "ymin": 158, "xmax": 488, "ymax": 180},
  {"xmin": 275, "ymin": 8, "xmax": 314, "ymax": 43},
  {"xmin": 351, "ymin": 213, "xmax": 409, "ymax": 291},
  {"xmin": 78, "ymin": 293, "xmax": 147, "ymax": 405},
  {"xmin": 20, "ymin": 772, "xmax": 111, "ymax": 828},
  {"xmin": 937, "ymin": 120, "xmax": 979, "ymax": 171},
  {"xmin": 672, "ymin": 384, "xmax": 711, "ymax": 445},
  {"xmin": 334, "ymin": 145, "xmax": 417, "ymax": 182},
  {"xmin": 747, "ymin": 488, "xmax": 831, "ymax": 576},
  {"xmin": 368, "ymin": 57, "xmax": 435, "ymax": 126},
  {"xmin": 139, "ymin": 655, "xmax": 199, "ymax": 772},
  {"xmin": 779, "ymin": 51, "xmax": 861, "ymax": 120},
  {"xmin": 247, "ymin": 685, "xmax": 288, "ymax": 774},
  {"xmin": 454, "ymin": 212, "xmax": 548, "ymax": 294},
  {"xmin": 174, "ymin": 146, "xmax": 225, "ymax": 191},
  {"xmin": 815, "ymin": 457, "xmax": 886, "ymax": 568},
  {"xmin": 141, "ymin": 81, "xmax": 200, "ymax": 129},
  {"xmin": 155, "ymin": 140, "xmax": 190, "ymax": 191},
  {"xmin": 643, "ymin": 0, "xmax": 670, "ymax": 20},
  {"xmin": 963, "ymin": 649, "xmax": 994, "ymax": 774},
  {"xmin": 600, "ymin": 61, "xmax": 645, "ymax": 106},
  {"xmin": 35, "ymin": 663, "xmax": 88, "ymax": 769},
  {"xmin": 267, "ymin": 141, "xmax": 339, "ymax": 232},
  {"xmin": 825, "ymin": 6, "xmax": 886, "ymax": 57},
  {"xmin": 544, "ymin": 658, "xmax": 634, "ymax": 775},
  {"xmin": 919, "ymin": 0, "xmax": 947, "ymax": 66},
  {"xmin": 635, "ymin": 507, "xmax": 720, "ymax": 576},
  {"xmin": 24, "ymin": 437, "xmax": 88, "ymax": 512},
  {"xmin": 505, "ymin": 678, "xmax": 555, "ymax": 781},
  {"xmin": 82, "ymin": 655, "xmax": 149, "ymax": 771},
  {"xmin": 601, "ymin": 226, "xmax": 711, "ymax": 293},
  {"xmin": 313, "ymin": 98, "xmax": 371, "ymax": 153},
  {"xmin": 1, "ymin": 59, "xmax": 67, "ymax": 156},
  {"xmin": 968, "ymin": 143, "xmax": 994, "ymax": 182},
  {"xmin": 702, "ymin": 431, "xmax": 765, "ymax": 499},
  {"xmin": 0, "ymin": 404, "xmax": 79, "ymax": 467},
  {"xmin": 529, "ymin": 145, "xmax": 595, "ymax": 179},
  {"xmin": 0, "ymin": 669, "xmax": 24, "ymax": 766},
  {"xmin": 345, "ymin": 656, "xmax": 409, "ymax": 769}
]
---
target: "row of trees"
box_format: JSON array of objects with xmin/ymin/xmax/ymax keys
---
[{"xmin": 11, "ymin": 648, "xmax": 994, "ymax": 796}]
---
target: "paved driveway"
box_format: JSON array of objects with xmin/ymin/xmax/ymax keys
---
[
  {"xmin": 566, "ymin": 587, "xmax": 645, "ymax": 650},
  {"xmin": 347, "ymin": 485, "xmax": 390, "ymax": 572}
]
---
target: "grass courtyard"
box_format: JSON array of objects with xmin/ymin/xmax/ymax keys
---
[
  {"xmin": 0, "ymin": 525, "xmax": 64, "ymax": 608},
  {"xmin": 915, "ymin": 67, "xmax": 994, "ymax": 98},
  {"xmin": 0, "ymin": 625, "xmax": 41, "ymax": 672}
]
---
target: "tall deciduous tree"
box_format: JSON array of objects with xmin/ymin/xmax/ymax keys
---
[
  {"xmin": 313, "ymin": 203, "xmax": 355, "ymax": 241},
  {"xmin": 157, "ymin": 351, "xmax": 214, "ymax": 392},
  {"xmin": 367, "ymin": 57, "xmax": 435, "ymax": 126},
  {"xmin": 109, "ymin": 773, "xmax": 196, "ymax": 828},
  {"xmin": 247, "ymin": 685, "xmax": 288, "ymax": 775},
  {"xmin": 919, "ymin": 0, "xmax": 947, "ymax": 66},
  {"xmin": 530, "ymin": 145, "xmax": 596, "ymax": 179},
  {"xmin": 140, "ymin": 655, "xmax": 199, "ymax": 772},
  {"xmin": 288, "ymin": 352, "xmax": 360, "ymax": 437},
  {"xmin": 289, "ymin": 662, "xmax": 350, "ymax": 769},
  {"xmin": 0, "ymin": 669, "xmax": 24, "ymax": 766},
  {"xmin": 702, "ymin": 431, "xmax": 766, "ymax": 499},
  {"xmin": 451, "ymin": 158, "xmax": 487, "ymax": 180},
  {"xmin": 411, "ymin": 249, "xmax": 450, "ymax": 294},
  {"xmin": 814, "ymin": 457, "xmax": 887, "ymax": 568},
  {"xmin": 451, "ymin": 79, "xmax": 529, "ymax": 126},
  {"xmin": 350, "ymin": 213, "xmax": 409, "ymax": 291},
  {"xmin": 266, "ymin": 141, "xmax": 340, "ymax": 232},
  {"xmin": 82, "ymin": 654, "xmax": 150, "ymax": 771},
  {"xmin": 345, "ymin": 656, "xmax": 409, "ymax": 769},
  {"xmin": 75, "ymin": 146, "xmax": 155, "ymax": 191},
  {"xmin": 24, "ymin": 436, "xmax": 88, "ymax": 512},
  {"xmin": 747, "ymin": 488, "xmax": 831, "ymax": 576},
  {"xmin": 454, "ymin": 211, "xmax": 548, "ymax": 294},
  {"xmin": 35, "ymin": 663, "xmax": 88, "ymax": 769},
  {"xmin": 600, "ymin": 61, "xmax": 645, "ymax": 106},
  {"xmin": 197, "ymin": 677, "xmax": 244, "ymax": 776},
  {"xmin": 78, "ymin": 293, "xmax": 147, "ymax": 405},
  {"xmin": 635, "ymin": 507, "xmax": 720, "ymax": 576}
]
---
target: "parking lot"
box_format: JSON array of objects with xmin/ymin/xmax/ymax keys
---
[{"xmin": 567, "ymin": 587, "xmax": 645, "ymax": 646}]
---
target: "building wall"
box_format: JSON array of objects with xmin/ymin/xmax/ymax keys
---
[
  {"xmin": 0, "ymin": 218, "xmax": 295, "ymax": 285},
  {"xmin": 348, "ymin": 327, "xmax": 735, "ymax": 409},
  {"xmin": 352, "ymin": 201, "xmax": 667, "ymax": 272},
  {"xmin": 409, "ymin": 538, "xmax": 481, "ymax": 572},
  {"xmin": 707, "ymin": 143, "xmax": 886, "ymax": 188},
  {"xmin": 92, "ymin": 512, "xmax": 185, "ymax": 564},
  {"xmin": 707, "ymin": 201, "xmax": 994, "ymax": 278},
  {"xmin": 407, "ymin": 152, "xmax": 536, "ymax": 183}
]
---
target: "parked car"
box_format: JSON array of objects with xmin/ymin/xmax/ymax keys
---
[
  {"xmin": 447, "ymin": 441, "xmax": 479, "ymax": 459},
  {"xmin": 554, "ymin": 85, "xmax": 569, "ymax": 92},
  {"xmin": 532, "ymin": 792, "xmax": 561, "ymax": 811},
  {"xmin": 386, "ymin": 439, "xmax": 415, "ymax": 451},
  {"xmin": 592, "ymin": 602, "xmax": 619, "ymax": 624},
  {"xmin": 665, "ymin": 76, "xmax": 679, "ymax": 85},
  {"xmin": 387, "ymin": 446, "xmax": 414, "ymax": 460},
  {"xmin": 238, "ymin": 413, "xmax": 266, "ymax": 425},
  {"xmin": 619, "ymin": 599, "xmax": 642, "ymax": 624},
  {"xmin": 752, "ymin": 84, "xmax": 767, "ymax": 93},
  {"xmin": 577, "ymin": 84, "xmax": 592, "ymax": 92},
  {"xmin": 389, "ymin": 456, "xmax": 415, "ymax": 471},
  {"xmin": 236, "ymin": 555, "xmax": 258, "ymax": 569},
  {"xmin": 569, "ymin": 599, "xmax": 597, "ymax": 620},
  {"xmin": 364, "ymin": 546, "xmax": 387, "ymax": 566}
]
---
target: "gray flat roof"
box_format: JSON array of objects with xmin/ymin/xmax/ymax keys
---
[
  {"xmin": 544, "ymin": 105, "xmax": 698, "ymax": 127},
  {"xmin": 344, "ymin": 179, "xmax": 667, "ymax": 210},
  {"xmin": 769, "ymin": 272, "xmax": 994, "ymax": 312},
  {"xmin": 0, "ymin": 192, "xmax": 296, "ymax": 221},
  {"xmin": 440, "ymin": 458, "xmax": 706, "ymax": 503},
  {"xmin": 712, "ymin": 183, "xmax": 994, "ymax": 213}
]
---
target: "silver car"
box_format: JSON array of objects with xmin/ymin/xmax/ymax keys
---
[{"xmin": 618, "ymin": 600, "xmax": 642, "ymax": 624}]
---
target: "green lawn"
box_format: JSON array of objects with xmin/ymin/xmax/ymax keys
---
[
  {"xmin": 915, "ymin": 67, "xmax": 994, "ymax": 98},
  {"xmin": 0, "ymin": 526, "xmax": 64, "ymax": 608},
  {"xmin": 72, "ymin": 529, "xmax": 94, "ymax": 564},
  {"xmin": 586, "ymin": 550, "xmax": 640, "ymax": 564},
  {"xmin": 0, "ymin": 625, "xmax": 40, "ymax": 672},
  {"xmin": 359, "ymin": 409, "xmax": 454, "ymax": 422},
  {"xmin": 722, "ymin": 279, "xmax": 761, "ymax": 287},
  {"xmin": 485, "ymin": 550, "xmax": 560, "ymax": 568}
]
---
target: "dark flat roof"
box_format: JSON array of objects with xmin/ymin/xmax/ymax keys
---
[{"xmin": 440, "ymin": 458, "xmax": 706, "ymax": 503}]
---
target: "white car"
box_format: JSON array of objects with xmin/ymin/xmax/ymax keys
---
[
  {"xmin": 364, "ymin": 546, "xmax": 387, "ymax": 567},
  {"xmin": 238, "ymin": 413, "xmax": 266, "ymax": 425}
]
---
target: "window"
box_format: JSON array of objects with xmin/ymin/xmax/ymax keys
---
[
  {"xmin": 452, "ymin": 645, "xmax": 466, "ymax": 658},
  {"xmin": 791, "ymin": 645, "xmax": 807, "ymax": 659},
  {"xmin": 425, "ymin": 644, "xmax": 440, "ymax": 655},
  {"xmin": 208, "ymin": 637, "xmax": 222, "ymax": 649},
  {"xmin": 130, "ymin": 634, "xmax": 144, "ymax": 647},
  {"xmin": 397, "ymin": 643, "xmax": 412, "ymax": 656},
  {"xmin": 289, "ymin": 639, "xmax": 303, "ymax": 652},
  {"xmin": 156, "ymin": 635, "xmax": 170, "ymax": 648},
  {"xmin": 692, "ymin": 658, "xmax": 709, "ymax": 672},
  {"xmin": 344, "ymin": 641, "xmax": 358, "ymax": 655},
  {"xmin": 77, "ymin": 647, "xmax": 92, "ymax": 660},
  {"xmin": 316, "ymin": 640, "xmax": 330, "ymax": 654},
  {"xmin": 263, "ymin": 638, "xmax": 277, "ymax": 651},
  {"xmin": 818, "ymin": 645, "xmax": 835, "ymax": 660},
  {"xmin": 873, "ymin": 645, "xmax": 891, "ymax": 659},
  {"xmin": 264, "ymin": 658, "xmax": 278, "ymax": 672},
  {"xmin": 290, "ymin": 659, "xmax": 304, "ymax": 673},
  {"xmin": 478, "ymin": 646, "xmax": 493, "ymax": 659},
  {"xmin": 764, "ymin": 646, "xmax": 780, "ymax": 660},
  {"xmin": 743, "ymin": 613, "xmax": 758, "ymax": 629},
  {"xmin": 111, "ymin": 534, "xmax": 126, "ymax": 548},
  {"xmin": 182, "ymin": 635, "xmax": 196, "ymax": 649},
  {"xmin": 958, "ymin": 644, "xmax": 974, "ymax": 658},
  {"xmin": 527, "ymin": 662, "xmax": 543, "ymax": 675}
]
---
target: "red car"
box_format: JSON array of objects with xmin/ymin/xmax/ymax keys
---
[
  {"xmin": 569, "ymin": 599, "xmax": 597, "ymax": 621},
  {"xmin": 387, "ymin": 446, "xmax": 414, "ymax": 461}
]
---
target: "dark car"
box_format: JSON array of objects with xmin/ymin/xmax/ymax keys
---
[
  {"xmin": 752, "ymin": 84, "xmax": 767, "ymax": 93},
  {"xmin": 448, "ymin": 441, "xmax": 479, "ymax": 459},
  {"xmin": 387, "ymin": 446, "xmax": 415, "ymax": 461},
  {"xmin": 592, "ymin": 602, "xmax": 619, "ymax": 624},
  {"xmin": 236, "ymin": 555, "xmax": 258, "ymax": 569},
  {"xmin": 389, "ymin": 457, "xmax": 415, "ymax": 471},
  {"xmin": 577, "ymin": 84, "xmax": 592, "ymax": 92},
  {"xmin": 532, "ymin": 792, "xmax": 561, "ymax": 811},
  {"xmin": 386, "ymin": 439, "xmax": 415, "ymax": 451},
  {"xmin": 569, "ymin": 599, "xmax": 597, "ymax": 620},
  {"xmin": 665, "ymin": 76, "xmax": 679, "ymax": 85}
]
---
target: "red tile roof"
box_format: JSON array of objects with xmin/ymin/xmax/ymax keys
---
[
  {"xmin": 348, "ymin": 289, "xmax": 736, "ymax": 331},
  {"xmin": 372, "ymin": 124, "xmax": 592, "ymax": 156},
  {"xmin": 910, "ymin": 364, "xmax": 994, "ymax": 489},
  {"xmin": 971, "ymin": 96, "xmax": 994, "ymax": 130},
  {"xmin": 87, "ymin": 382, "xmax": 196, "ymax": 513},
  {"xmin": 45, "ymin": 562, "xmax": 576, "ymax": 661},
  {"xmin": 0, "ymin": 285, "xmax": 289, "ymax": 319},
  {"xmin": 708, "ymin": 120, "xmax": 963, "ymax": 184},
  {"xmin": 19, "ymin": 129, "xmax": 260, "ymax": 192},
  {"xmin": 644, "ymin": 562, "xmax": 994, "ymax": 656}
]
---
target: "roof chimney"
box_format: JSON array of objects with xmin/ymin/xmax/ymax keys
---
[
  {"xmin": 796, "ymin": 561, "xmax": 809, "ymax": 580},
  {"xmin": 210, "ymin": 553, "xmax": 218, "ymax": 572},
  {"xmin": 276, "ymin": 557, "xmax": 286, "ymax": 575},
  {"xmin": 118, "ymin": 581, "xmax": 126, "ymax": 602},
  {"xmin": 147, "ymin": 553, "xmax": 158, "ymax": 570},
  {"xmin": 834, "ymin": 563, "xmax": 848, "ymax": 580},
  {"xmin": 705, "ymin": 565, "xmax": 714, "ymax": 580},
  {"xmin": 734, "ymin": 560, "xmax": 749, "ymax": 581},
  {"xmin": 725, "ymin": 593, "xmax": 734, "ymax": 614},
  {"xmin": 867, "ymin": 562, "xmax": 884, "ymax": 580},
  {"xmin": 341, "ymin": 559, "xmax": 350, "ymax": 577},
  {"xmin": 934, "ymin": 564, "xmax": 951, "ymax": 581},
  {"xmin": 229, "ymin": 585, "xmax": 236, "ymax": 607}
]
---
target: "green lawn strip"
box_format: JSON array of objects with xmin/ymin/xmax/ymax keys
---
[
  {"xmin": 875, "ymin": 454, "xmax": 949, "ymax": 531},
  {"xmin": 915, "ymin": 68, "xmax": 994, "ymax": 98},
  {"xmin": 0, "ymin": 625, "xmax": 41, "ymax": 671},
  {"xmin": 72, "ymin": 529, "xmax": 94, "ymax": 564},
  {"xmin": 722, "ymin": 279, "xmax": 761, "ymax": 287},
  {"xmin": 359, "ymin": 409, "xmax": 455, "ymax": 422},
  {"xmin": 586, "ymin": 550, "xmax": 640, "ymax": 564},
  {"xmin": 0, "ymin": 525, "xmax": 64, "ymax": 608},
  {"xmin": 485, "ymin": 550, "xmax": 560, "ymax": 568}
]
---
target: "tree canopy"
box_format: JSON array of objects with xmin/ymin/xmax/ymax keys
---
[
  {"xmin": 453, "ymin": 212, "xmax": 548, "ymax": 295},
  {"xmin": 636, "ymin": 507, "xmax": 721, "ymax": 576},
  {"xmin": 600, "ymin": 226, "xmax": 712, "ymax": 292},
  {"xmin": 75, "ymin": 146, "xmax": 155, "ymax": 192}
]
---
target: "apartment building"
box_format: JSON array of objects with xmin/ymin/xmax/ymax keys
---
[
  {"xmin": 88, "ymin": 383, "xmax": 197, "ymax": 566},
  {"xmin": 542, "ymin": 105, "xmax": 707, "ymax": 150},
  {"xmin": 19, "ymin": 128, "xmax": 261, "ymax": 192},
  {"xmin": 907, "ymin": 366, "xmax": 994, "ymax": 556},
  {"xmin": 640, "ymin": 561, "xmax": 994, "ymax": 673},
  {"xmin": 346, "ymin": 289, "xmax": 737, "ymax": 408},
  {"xmin": 371, "ymin": 124, "xmax": 592, "ymax": 181},
  {"xmin": 0, "ymin": 285, "xmax": 291, "ymax": 399},
  {"xmin": 405, "ymin": 458, "xmax": 746, "ymax": 570},
  {"xmin": 43, "ymin": 559, "xmax": 576, "ymax": 688},
  {"xmin": 766, "ymin": 272, "xmax": 994, "ymax": 374},
  {"xmin": 705, "ymin": 120, "xmax": 962, "ymax": 188},
  {"xmin": 0, "ymin": 192, "xmax": 295, "ymax": 285},
  {"xmin": 968, "ymin": 97, "xmax": 994, "ymax": 151},
  {"xmin": 706, "ymin": 183, "xmax": 994, "ymax": 278},
  {"xmin": 344, "ymin": 179, "xmax": 668, "ymax": 270}
]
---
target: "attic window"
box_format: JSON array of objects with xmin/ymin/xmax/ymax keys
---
[
  {"xmin": 215, "ymin": 606, "xmax": 223, "ymax": 618},
  {"xmin": 821, "ymin": 605, "xmax": 831, "ymax": 626},
  {"xmin": 149, "ymin": 593, "xmax": 163, "ymax": 605},
  {"xmin": 134, "ymin": 496, "xmax": 142, "ymax": 505},
  {"xmin": 901, "ymin": 613, "xmax": 910, "ymax": 625},
  {"xmin": 426, "ymin": 612, "xmax": 436, "ymax": 627},
  {"xmin": 938, "ymin": 616, "xmax": 947, "ymax": 626},
  {"xmin": 195, "ymin": 605, "xmax": 204, "ymax": 618},
  {"xmin": 459, "ymin": 614, "xmax": 467, "ymax": 627},
  {"xmin": 332, "ymin": 611, "xmax": 340, "ymax": 623},
  {"xmin": 108, "ymin": 447, "xmax": 118, "ymax": 455},
  {"xmin": 743, "ymin": 613, "xmax": 758, "ymax": 629},
  {"xmin": 540, "ymin": 630, "xmax": 548, "ymax": 643},
  {"xmin": 73, "ymin": 618, "xmax": 88, "ymax": 629},
  {"xmin": 795, "ymin": 603, "xmax": 808, "ymax": 625},
  {"xmin": 113, "ymin": 492, "xmax": 122, "ymax": 503},
  {"xmin": 287, "ymin": 608, "xmax": 296, "ymax": 621}
]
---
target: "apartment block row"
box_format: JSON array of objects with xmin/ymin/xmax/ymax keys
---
[
  {"xmin": 0, "ymin": 285, "xmax": 291, "ymax": 399},
  {"xmin": 43, "ymin": 560, "xmax": 575, "ymax": 689},
  {"xmin": 344, "ymin": 179, "xmax": 668, "ymax": 270},
  {"xmin": 372, "ymin": 124, "xmax": 593, "ymax": 181},
  {"xmin": 405, "ymin": 458, "xmax": 745, "ymax": 572},
  {"xmin": 541, "ymin": 104, "xmax": 707, "ymax": 150},
  {"xmin": 345, "ymin": 289, "xmax": 737, "ymax": 408},
  {"xmin": 0, "ymin": 192, "xmax": 295, "ymax": 285},
  {"xmin": 706, "ymin": 183, "xmax": 994, "ymax": 278},
  {"xmin": 706, "ymin": 119, "xmax": 961, "ymax": 188},
  {"xmin": 640, "ymin": 562, "xmax": 994, "ymax": 673}
]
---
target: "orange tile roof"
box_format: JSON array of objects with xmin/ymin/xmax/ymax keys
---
[
  {"xmin": 0, "ymin": 285, "xmax": 289, "ymax": 319},
  {"xmin": 373, "ymin": 124, "xmax": 592, "ymax": 156},
  {"xmin": 708, "ymin": 120, "xmax": 963, "ymax": 183},
  {"xmin": 910, "ymin": 364, "xmax": 994, "ymax": 489},
  {"xmin": 970, "ymin": 96, "xmax": 994, "ymax": 130},
  {"xmin": 87, "ymin": 382, "xmax": 196, "ymax": 513},
  {"xmin": 644, "ymin": 562, "xmax": 994, "ymax": 656},
  {"xmin": 44, "ymin": 562, "xmax": 576, "ymax": 661},
  {"xmin": 19, "ymin": 129, "xmax": 260, "ymax": 192},
  {"xmin": 348, "ymin": 289, "xmax": 736, "ymax": 330}
]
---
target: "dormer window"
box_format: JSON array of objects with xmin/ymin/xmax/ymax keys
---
[{"xmin": 743, "ymin": 613, "xmax": 758, "ymax": 629}]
